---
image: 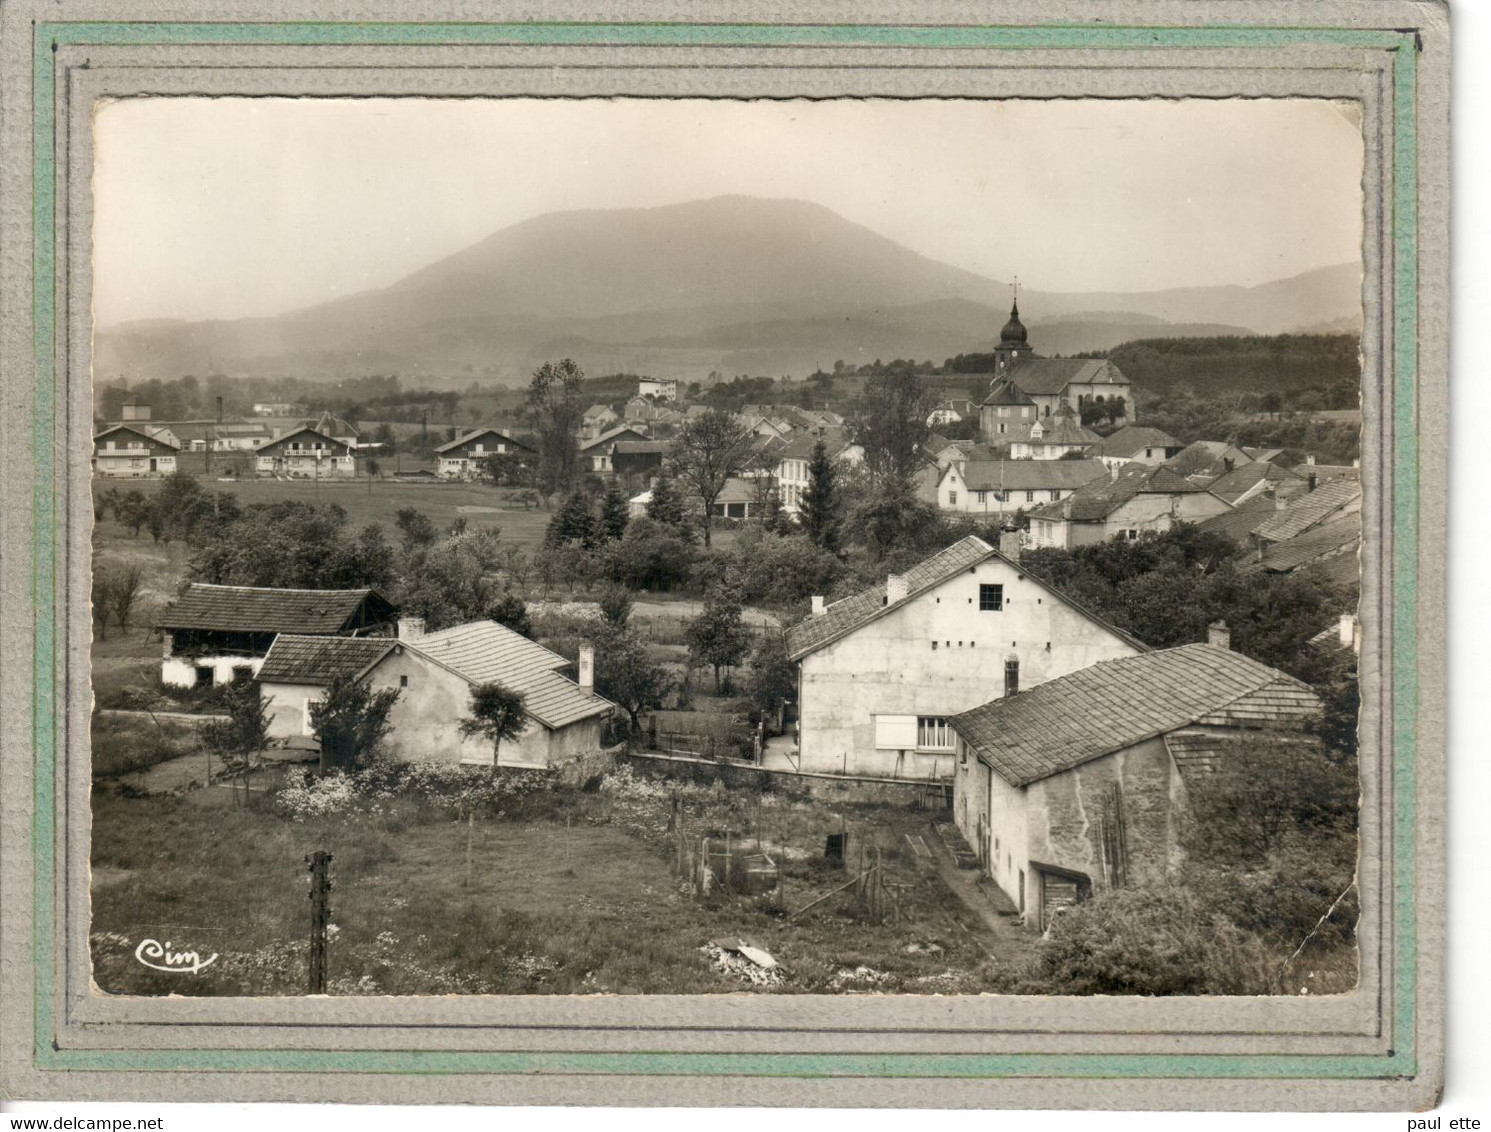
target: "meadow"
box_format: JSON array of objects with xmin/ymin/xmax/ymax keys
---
[{"xmin": 89, "ymin": 770, "xmax": 1030, "ymax": 997}]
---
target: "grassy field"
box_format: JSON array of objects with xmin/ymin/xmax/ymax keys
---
[
  {"xmin": 90, "ymin": 774, "xmax": 1030, "ymax": 997},
  {"xmin": 95, "ymin": 475, "xmax": 552, "ymax": 544}
]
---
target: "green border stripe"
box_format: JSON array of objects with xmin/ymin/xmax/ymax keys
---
[{"xmin": 31, "ymin": 20, "xmax": 1421, "ymax": 1080}]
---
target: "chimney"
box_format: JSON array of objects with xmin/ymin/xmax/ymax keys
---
[
  {"xmin": 885, "ymin": 574, "xmax": 909, "ymax": 605},
  {"xmin": 999, "ymin": 530, "xmax": 1023, "ymax": 561},
  {"xmin": 1110, "ymin": 461, "xmax": 1121, "ymax": 481},
  {"xmin": 1207, "ymin": 620, "xmax": 1232, "ymax": 650},
  {"xmin": 1307, "ymin": 473, "xmax": 1318, "ymax": 492},
  {"xmin": 578, "ymin": 644, "xmax": 595, "ymax": 695},
  {"xmin": 1306, "ymin": 454, "xmax": 1317, "ymax": 466},
  {"xmin": 1338, "ymin": 613, "xmax": 1356, "ymax": 649},
  {"xmin": 215, "ymin": 395, "xmax": 224, "ymax": 423},
  {"xmin": 397, "ymin": 616, "xmax": 425, "ymax": 641},
  {"xmin": 810, "ymin": 595, "xmax": 826, "ymax": 616}
]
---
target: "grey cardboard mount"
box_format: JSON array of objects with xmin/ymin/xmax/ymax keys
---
[{"xmin": 0, "ymin": 0, "xmax": 1449, "ymax": 1110}]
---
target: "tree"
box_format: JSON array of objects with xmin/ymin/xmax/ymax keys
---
[
  {"xmin": 685, "ymin": 587, "xmax": 752, "ymax": 692},
  {"xmin": 669, "ymin": 408, "xmax": 756, "ymax": 547},
  {"xmin": 458, "ymin": 681, "xmax": 528, "ymax": 767},
  {"xmin": 106, "ymin": 562, "xmax": 144, "ymax": 633},
  {"xmin": 597, "ymin": 479, "xmax": 630, "ymax": 542},
  {"xmin": 310, "ymin": 673, "xmax": 402, "ymax": 772},
  {"xmin": 396, "ymin": 530, "xmax": 506, "ymax": 630},
  {"xmin": 644, "ymin": 467, "xmax": 691, "ymax": 539},
  {"xmin": 116, "ymin": 489, "xmax": 151, "ymax": 537},
  {"xmin": 597, "ymin": 582, "xmax": 633, "ymax": 628},
  {"xmin": 526, "ymin": 358, "xmax": 586, "ymax": 498},
  {"xmin": 745, "ymin": 628, "xmax": 796, "ymax": 729},
  {"xmin": 799, "ymin": 439, "xmax": 841, "ymax": 552},
  {"xmin": 851, "ymin": 364, "xmax": 935, "ymax": 493},
  {"xmin": 546, "ymin": 489, "xmax": 596, "ymax": 548},
  {"xmin": 395, "ymin": 507, "xmax": 438, "ymax": 555},
  {"xmin": 201, "ymin": 682, "xmax": 272, "ymax": 805},
  {"xmin": 593, "ymin": 625, "xmax": 671, "ymax": 734},
  {"xmin": 601, "ymin": 517, "xmax": 696, "ymax": 593},
  {"xmin": 487, "ymin": 592, "xmax": 534, "ymax": 639}
]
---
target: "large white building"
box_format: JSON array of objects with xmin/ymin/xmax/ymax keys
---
[{"xmin": 785, "ymin": 536, "xmax": 1145, "ymax": 780}]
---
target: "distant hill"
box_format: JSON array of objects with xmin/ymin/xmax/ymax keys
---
[{"xmin": 94, "ymin": 195, "xmax": 1363, "ymax": 383}]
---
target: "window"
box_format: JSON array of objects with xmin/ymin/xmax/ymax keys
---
[
  {"xmin": 1005, "ymin": 658, "xmax": 1020, "ymax": 696},
  {"xmin": 1050, "ymin": 490, "xmax": 1062, "ymax": 500},
  {"xmin": 948, "ymin": 490, "xmax": 958, "ymax": 505},
  {"xmin": 975, "ymin": 490, "xmax": 986, "ymax": 504},
  {"xmin": 1126, "ymin": 529, "xmax": 1139, "ymax": 541},
  {"xmin": 979, "ymin": 584, "xmax": 1004, "ymax": 611},
  {"xmin": 1026, "ymin": 490, "xmax": 1036, "ymax": 502},
  {"xmin": 916, "ymin": 717, "xmax": 954, "ymax": 751},
  {"xmin": 873, "ymin": 714, "xmax": 918, "ymax": 750},
  {"xmin": 399, "ymin": 675, "xmax": 409, "ymax": 688}
]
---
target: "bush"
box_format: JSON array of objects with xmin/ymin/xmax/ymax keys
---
[
  {"xmin": 274, "ymin": 759, "xmax": 562, "ymax": 822},
  {"xmin": 1032, "ymin": 886, "xmax": 1274, "ymax": 996}
]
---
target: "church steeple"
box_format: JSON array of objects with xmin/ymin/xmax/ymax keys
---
[{"xmin": 993, "ymin": 282, "xmax": 1032, "ymax": 376}]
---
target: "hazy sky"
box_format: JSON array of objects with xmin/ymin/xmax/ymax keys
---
[{"xmin": 92, "ymin": 97, "xmax": 1363, "ymax": 327}]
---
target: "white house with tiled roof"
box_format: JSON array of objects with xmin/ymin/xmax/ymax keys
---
[
  {"xmin": 1026, "ymin": 463, "xmax": 1232, "ymax": 549},
  {"xmin": 950, "ymin": 640, "xmax": 1321, "ymax": 931},
  {"xmin": 92, "ymin": 423, "xmax": 180, "ymax": 478},
  {"xmin": 936, "ymin": 459, "xmax": 1106, "ymax": 517},
  {"xmin": 258, "ymin": 619, "xmax": 613, "ymax": 769},
  {"xmin": 784, "ymin": 536, "xmax": 1145, "ymax": 780}
]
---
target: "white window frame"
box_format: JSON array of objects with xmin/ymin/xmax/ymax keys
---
[{"xmin": 916, "ymin": 716, "xmax": 954, "ymax": 752}]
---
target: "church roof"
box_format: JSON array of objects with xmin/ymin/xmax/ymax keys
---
[{"xmin": 1004, "ymin": 358, "xmax": 1121, "ymax": 396}]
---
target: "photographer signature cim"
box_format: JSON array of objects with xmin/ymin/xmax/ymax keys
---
[{"xmin": 134, "ymin": 938, "xmax": 217, "ymax": 974}]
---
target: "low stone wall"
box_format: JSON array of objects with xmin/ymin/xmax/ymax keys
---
[
  {"xmin": 620, "ymin": 750, "xmax": 948, "ymax": 809},
  {"xmin": 555, "ymin": 742, "xmax": 624, "ymax": 789}
]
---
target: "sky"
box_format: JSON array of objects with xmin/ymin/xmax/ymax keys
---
[{"xmin": 92, "ymin": 97, "xmax": 1364, "ymax": 327}]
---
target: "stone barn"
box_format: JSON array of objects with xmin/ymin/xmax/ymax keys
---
[{"xmin": 950, "ymin": 641, "xmax": 1323, "ymax": 932}]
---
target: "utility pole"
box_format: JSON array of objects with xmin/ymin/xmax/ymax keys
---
[{"xmin": 306, "ymin": 850, "xmax": 332, "ymax": 994}]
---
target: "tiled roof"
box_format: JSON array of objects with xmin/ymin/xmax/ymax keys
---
[
  {"xmin": 952, "ymin": 459, "xmax": 1107, "ymax": 492},
  {"xmin": 1255, "ymin": 513, "xmax": 1362, "ymax": 573},
  {"xmin": 613, "ymin": 440, "xmax": 669, "ymax": 455},
  {"xmin": 254, "ymin": 426, "xmax": 352, "ymax": 455},
  {"xmin": 94, "ymin": 423, "xmax": 182, "ymax": 450},
  {"xmin": 581, "ymin": 425, "xmax": 650, "ymax": 451},
  {"xmin": 1292, "ymin": 463, "xmax": 1359, "ymax": 481},
  {"xmin": 786, "ymin": 536, "xmax": 997, "ymax": 660},
  {"xmin": 409, "ymin": 621, "xmax": 612, "ymax": 729},
  {"xmin": 1204, "ymin": 460, "xmax": 1305, "ymax": 503},
  {"xmin": 951, "ymin": 644, "xmax": 1321, "ymax": 786},
  {"xmin": 160, "ymin": 584, "xmax": 393, "ymax": 634},
  {"xmin": 980, "ymin": 377, "xmax": 1037, "ymax": 407},
  {"xmin": 435, "ymin": 427, "xmax": 527, "ymax": 454},
  {"xmin": 1253, "ymin": 478, "xmax": 1362, "ymax": 542},
  {"xmin": 1163, "ymin": 441, "xmax": 1252, "ymax": 480},
  {"xmin": 1028, "ymin": 417, "xmax": 1100, "ymax": 447},
  {"xmin": 1028, "ymin": 462, "xmax": 1208, "ymax": 523},
  {"xmin": 1005, "ymin": 358, "xmax": 1121, "ymax": 396},
  {"xmin": 258, "ymin": 635, "xmax": 396, "ymax": 684},
  {"xmin": 1197, "ymin": 493, "xmax": 1280, "ymax": 546},
  {"xmin": 1088, "ymin": 426, "xmax": 1182, "ymax": 459}
]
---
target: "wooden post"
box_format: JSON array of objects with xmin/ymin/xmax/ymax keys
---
[
  {"xmin": 306, "ymin": 850, "xmax": 332, "ymax": 995},
  {"xmin": 466, "ymin": 809, "xmax": 475, "ymax": 887}
]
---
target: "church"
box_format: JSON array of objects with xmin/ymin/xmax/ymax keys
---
[{"xmin": 977, "ymin": 298, "xmax": 1135, "ymax": 447}]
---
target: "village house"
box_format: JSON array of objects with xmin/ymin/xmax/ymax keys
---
[
  {"xmin": 1245, "ymin": 512, "xmax": 1362, "ymax": 591},
  {"xmin": 610, "ymin": 440, "xmax": 669, "ymax": 487},
  {"xmin": 1026, "ymin": 462, "xmax": 1232, "ymax": 549},
  {"xmin": 637, "ymin": 377, "xmax": 679, "ymax": 402},
  {"xmin": 580, "ymin": 404, "xmax": 620, "ymax": 441},
  {"xmin": 581, "ymin": 425, "xmax": 652, "ymax": 473},
  {"xmin": 936, "ymin": 458, "xmax": 1106, "ymax": 516},
  {"xmin": 257, "ymin": 618, "xmax": 613, "ymax": 769},
  {"xmin": 977, "ymin": 300, "xmax": 1134, "ymax": 424},
  {"xmin": 1088, "ymin": 425, "xmax": 1184, "ymax": 470},
  {"xmin": 91, "ymin": 424, "xmax": 180, "ymax": 478},
  {"xmin": 623, "ymin": 396, "xmax": 681, "ymax": 426},
  {"xmin": 212, "ymin": 421, "xmax": 274, "ymax": 451},
  {"xmin": 1007, "ymin": 404, "xmax": 1102, "ymax": 460},
  {"xmin": 435, "ymin": 427, "xmax": 533, "ymax": 480},
  {"xmin": 157, "ymin": 584, "xmax": 397, "ymax": 688},
  {"xmin": 785, "ymin": 536, "xmax": 1145, "ymax": 781},
  {"xmin": 254, "ymin": 424, "xmax": 358, "ymax": 478},
  {"xmin": 927, "ymin": 398, "xmax": 974, "ymax": 427},
  {"xmin": 1163, "ymin": 440, "xmax": 1253, "ymax": 483},
  {"xmin": 950, "ymin": 637, "xmax": 1322, "ymax": 931},
  {"xmin": 708, "ymin": 476, "xmax": 765, "ymax": 520},
  {"xmin": 1251, "ymin": 476, "xmax": 1362, "ymax": 543},
  {"xmin": 978, "ymin": 376, "xmax": 1039, "ymax": 444},
  {"xmin": 1202, "ymin": 459, "xmax": 1309, "ymax": 506}
]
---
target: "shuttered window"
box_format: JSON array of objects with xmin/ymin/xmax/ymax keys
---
[{"xmin": 873, "ymin": 714, "xmax": 918, "ymax": 750}]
